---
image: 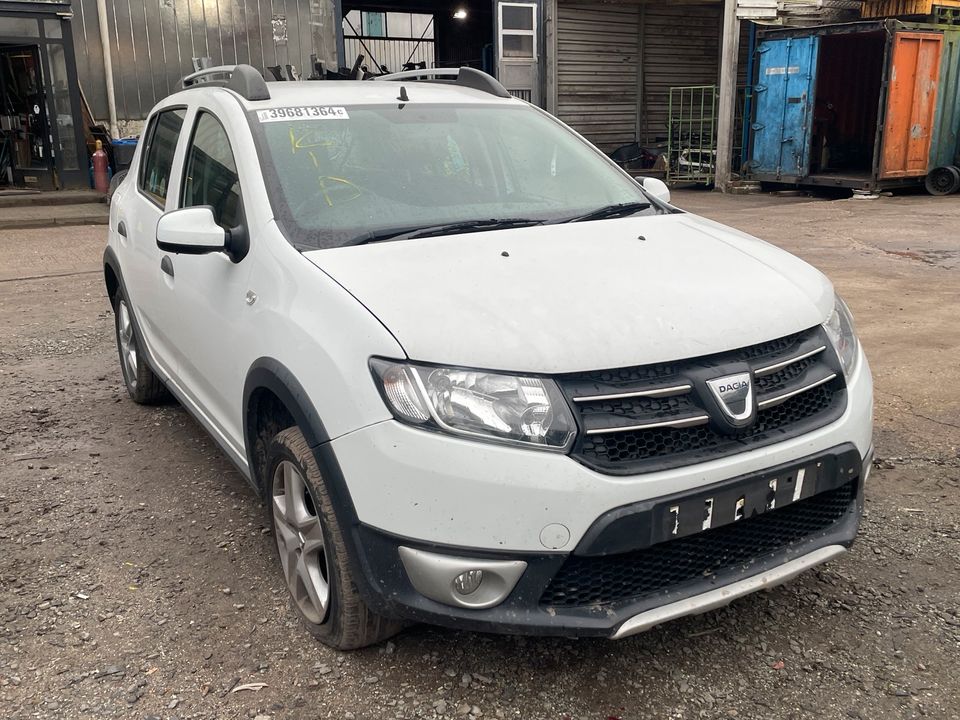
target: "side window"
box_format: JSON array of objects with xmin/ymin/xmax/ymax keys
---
[
  {"xmin": 138, "ymin": 108, "xmax": 186, "ymax": 204},
  {"xmin": 181, "ymin": 112, "xmax": 243, "ymax": 230}
]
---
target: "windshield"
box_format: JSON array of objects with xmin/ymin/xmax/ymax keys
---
[{"xmin": 250, "ymin": 103, "xmax": 666, "ymax": 249}]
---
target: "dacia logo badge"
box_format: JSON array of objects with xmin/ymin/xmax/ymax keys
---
[{"xmin": 706, "ymin": 372, "xmax": 755, "ymax": 424}]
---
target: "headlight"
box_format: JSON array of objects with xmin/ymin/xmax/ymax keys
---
[
  {"xmin": 371, "ymin": 359, "xmax": 576, "ymax": 451},
  {"xmin": 822, "ymin": 294, "xmax": 860, "ymax": 379}
]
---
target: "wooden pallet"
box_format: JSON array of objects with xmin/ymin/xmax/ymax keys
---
[{"xmin": 861, "ymin": 0, "xmax": 960, "ymax": 17}]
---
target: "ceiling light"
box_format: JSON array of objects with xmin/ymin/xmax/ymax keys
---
[{"xmin": 453, "ymin": 9, "xmax": 467, "ymax": 19}]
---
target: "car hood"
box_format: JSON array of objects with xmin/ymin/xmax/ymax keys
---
[{"xmin": 303, "ymin": 213, "xmax": 834, "ymax": 374}]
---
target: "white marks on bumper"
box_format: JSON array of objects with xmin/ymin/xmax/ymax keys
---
[
  {"xmin": 702, "ymin": 498, "xmax": 714, "ymax": 530},
  {"xmin": 792, "ymin": 468, "xmax": 806, "ymax": 502}
]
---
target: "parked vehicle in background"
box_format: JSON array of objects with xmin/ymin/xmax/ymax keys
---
[{"xmin": 105, "ymin": 65, "xmax": 873, "ymax": 649}]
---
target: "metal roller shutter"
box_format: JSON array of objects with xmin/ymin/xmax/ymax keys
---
[
  {"xmin": 556, "ymin": 2, "xmax": 641, "ymax": 152},
  {"xmin": 639, "ymin": 3, "xmax": 722, "ymax": 145}
]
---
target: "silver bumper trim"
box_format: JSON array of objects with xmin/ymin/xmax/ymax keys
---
[
  {"xmin": 398, "ymin": 546, "xmax": 527, "ymax": 610},
  {"xmin": 611, "ymin": 544, "xmax": 846, "ymax": 639}
]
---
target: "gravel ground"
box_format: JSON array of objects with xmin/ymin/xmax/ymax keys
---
[{"xmin": 1, "ymin": 194, "xmax": 958, "ymax": 720}]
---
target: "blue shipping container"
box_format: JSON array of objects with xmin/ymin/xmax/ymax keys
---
[{"xmin": 751, "ymin": 36, "xmax": 819, "ymax": 179}]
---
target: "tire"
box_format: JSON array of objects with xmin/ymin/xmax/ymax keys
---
[
  {"xmin": 266, "ymin": 426, "xmax": 403, "ymax": 649},
  {"xmin": 924, "ymin": 165, "xmax": 960, "ymax": 196},
  {"xmin": 112, "ymin": 288, "xmax": 167, "ymax": 404}
]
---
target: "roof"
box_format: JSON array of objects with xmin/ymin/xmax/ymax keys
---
[
  {"xmin": 244, "ymin": 81, "xmax": 523, "ymax": 108},
  {"xmin": 174, "ymin": 65, "xmax": 521, "ymax": 109}
]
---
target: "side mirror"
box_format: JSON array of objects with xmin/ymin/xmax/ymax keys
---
[
  {"xmin": 640, "ymin": 176, "xmax": 671, "ymax": 204},
  {"xmin": 156, "ymin": 207, "xmax": 227, "ymax": 255}
]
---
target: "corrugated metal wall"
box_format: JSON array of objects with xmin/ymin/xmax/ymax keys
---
[
  {"xmin": 73, "ymin": 0, "xmax": 323, "ymax": 126},
  {"xmin": 555, "ymin": 2, "xmax": 640, "ymax": 152},
  {"xmin": 555, "ymin": 1, "xmax": 723, "ymax": 152},
  {"xmin": 639, "ymin": 3, "xmax": 722, "ymax": 145}
]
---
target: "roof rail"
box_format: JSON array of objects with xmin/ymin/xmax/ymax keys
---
[
  {"xmin": 372, "ymin": 67, "xmax": 511, "ymax": 99},
  {"xmin": 181, "ymin": 64, "xmax": 271, "ymax": 101}
]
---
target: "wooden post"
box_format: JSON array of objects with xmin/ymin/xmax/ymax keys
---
[
  {"xmin": 715, "ymin": 0, "xmax": 741, "ymax": 192},
  {"xmin": 545, "ymin": 0, "xmax": 558, "ymax": 115}
]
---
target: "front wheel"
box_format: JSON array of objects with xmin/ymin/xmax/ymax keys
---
[{"xmin": 266, "ymin": 426, "xmax": 403, "ymax": 649}]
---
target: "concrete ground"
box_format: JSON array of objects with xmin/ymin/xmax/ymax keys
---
[
  {"xmin": 0, "ymin": 190, "xmax": 109, "ymax": 231},
  {"xmin": 0, "ymin": 192, "xmax": 958, "ymax": 720}
]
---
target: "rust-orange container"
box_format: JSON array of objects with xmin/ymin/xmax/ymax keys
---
[{"xmin": 880, "ymin": 32, "xmax": 943, "ymax": 178}]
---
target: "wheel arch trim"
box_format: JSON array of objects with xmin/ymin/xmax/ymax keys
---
[
  {"xmin": 242, "ymin": 357, "xmax": 332, "ymax": 489},
  {"xmin": 103, "ymin": 246, "xmax": 123, "ymax": 303},
  {"xmin": 242, "ymin": 358, "xmax": 385, "ymax": 608}
]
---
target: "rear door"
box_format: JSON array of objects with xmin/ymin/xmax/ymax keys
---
[
  {"xmin": 879, "ymin": 32, "xmax": 942, "ymax": 179},
  {"xmin": 751, "ymin": 36, "xmax": 819, "ymax": 179},
  {"xmin": 122, "ymin": 105, "xmax": 188, "ymax": 376}
]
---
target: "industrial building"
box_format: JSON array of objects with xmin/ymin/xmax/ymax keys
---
[{"xmin": 1, "ymin": 0, "xmax": 958, "ymax": 191}]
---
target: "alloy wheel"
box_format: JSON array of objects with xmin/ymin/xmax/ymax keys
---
[
  {"xmin": 272, "ymin": 460, "xmax": 331, "ymax": 624},
  {"xmin": 117, "ymin": 300, "xmax": 138, "ymax": 389}
]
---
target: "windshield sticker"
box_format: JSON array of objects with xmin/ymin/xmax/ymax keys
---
[{"xmin": 256, "ymin": 106, "xmax": 349, "ymax": 122}]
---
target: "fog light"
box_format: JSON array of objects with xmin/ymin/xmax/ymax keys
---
[
  {"xmin": 453, "ymin": 570, "xmax": 484, "ymax": 596},
  {"xmin": 399, "ymin": 547, "xmax": 526, "ymax": 610}
]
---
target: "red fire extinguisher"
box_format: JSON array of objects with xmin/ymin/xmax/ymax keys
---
[{"xmin": 92, "ymin": 139, "xmax": 110, "ymax": 194}]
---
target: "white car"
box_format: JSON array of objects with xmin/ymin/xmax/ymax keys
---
[{"xmin": 105, "ymin": 65, "xmax": 873, "ymax": 649}]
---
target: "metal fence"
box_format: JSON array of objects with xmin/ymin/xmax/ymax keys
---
[
  {"xmin": 342, "ymin": 36, "xmax": 435, "ymax": 74},
  {"xmin": 667, "ymin": 85, "xmax": 718, "ymax": 185}
]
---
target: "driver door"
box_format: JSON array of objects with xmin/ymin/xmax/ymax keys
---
[{"xmin": 157, "ymin": 109, "xmax": 253, "ymax": 449}]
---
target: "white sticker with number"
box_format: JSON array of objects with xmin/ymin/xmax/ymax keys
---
[{"xmin": 256, "ymin": 106, "xmax": 349, "ymax": 122}]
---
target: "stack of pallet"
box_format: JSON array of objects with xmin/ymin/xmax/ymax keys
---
[{"xmin": 861, "ymin": 0, "xmax": 960, "ymax": 24}]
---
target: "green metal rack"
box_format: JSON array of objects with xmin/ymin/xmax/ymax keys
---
[{"xmin": 667, "ymin": 85, "xmax": 718, "ymax": 185}]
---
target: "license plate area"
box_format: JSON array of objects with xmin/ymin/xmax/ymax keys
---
[
  {"xmin": 573, "ymin": 445, "xmax": 862, "ymax": 557},
  {"xmin": 652, "ymin": 450, "xmax": 860, "ymax": 546}
]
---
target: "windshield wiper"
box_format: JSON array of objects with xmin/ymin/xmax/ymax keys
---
[
  {"xmin": 347, "ymin": 218, "xmax": 545, "ymax": 246},
  {"xmin": 560, "ymin": 201, "xmax": 652, "ymax": 223},
  {"xmin": 345, "ymin": 225, "xmax": 427, "ymax": 246}
]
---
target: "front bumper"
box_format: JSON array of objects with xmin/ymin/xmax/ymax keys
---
[
  {"xmin": 332, "ymin": 351, "xmax": 872, "ymax": 552},
  {"xmin": 343, "ymin": 443, "xmax": 868, "ymax": 638},
  {"xmin": 328, "ymin": 349, "xmax": 872, "ymax": 637}
]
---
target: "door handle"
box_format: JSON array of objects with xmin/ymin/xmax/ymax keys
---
[
  {"xmin": 117, "ymin": 221, "xmax": 127, "ymax": 237},
  {"xmin": 160, "ymin": 256, "xmax": 174, "ymax": 278}
]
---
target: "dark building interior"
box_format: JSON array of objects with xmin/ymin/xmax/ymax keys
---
[{"xmin": 341, "ymin": 0, "xmax": 494, "ymax": 73}]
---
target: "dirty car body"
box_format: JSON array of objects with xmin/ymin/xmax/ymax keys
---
[{"xmin": 105, "ymin": 66, "xmax": 873, "ymax": 647}]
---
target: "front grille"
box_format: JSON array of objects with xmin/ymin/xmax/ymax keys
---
[
  {"xmin": 540, "ymin": 479, "xmax": 857, "ymax": 608},
  {"xmin": 581, "ymin": 383, "xmax": 834, "ymax": 466},
  {"xmin": 558, "ymin": 326, "xmax": 847, "ymax": 474}
]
